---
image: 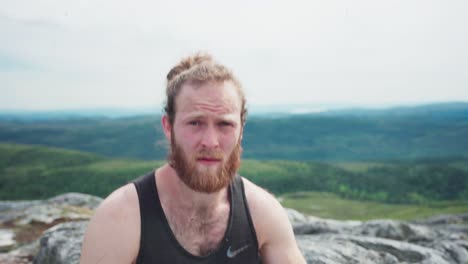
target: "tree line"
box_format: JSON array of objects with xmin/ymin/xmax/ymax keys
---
[{"xmin": 1, "ymin": 143, "xmax": 467, "ymax": 204}]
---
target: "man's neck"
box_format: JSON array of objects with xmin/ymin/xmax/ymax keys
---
[{"xmin": 156, "ymin": 164, "xmax": 229, "ymax": 215}]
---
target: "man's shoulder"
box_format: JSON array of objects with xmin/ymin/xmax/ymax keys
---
[
  {"xmin": 87, "ymin": 183, "xmax": 140, "ymax": 235},
  {"xmin": 240, "ymin": 177, "xmax": 282, "ymax": 210},
  {"xmin": 98, "ymin": 183, "xmax": 139, "ymax": 217},
  {"xmin": 240, "ymin": 177, "xmax": 287, "ymax": 231},
  {"xmin": 239, "ymin": 178, "xmax": 289, "ymax": 243}
]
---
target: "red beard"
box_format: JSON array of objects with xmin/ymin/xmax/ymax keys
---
[{"xmin": 168, "ymin": 133, "xmax": 242, "ymax": 193}]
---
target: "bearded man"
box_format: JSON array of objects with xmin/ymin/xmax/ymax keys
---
[{"xmin": 80, "ymin": 53, "xmax": 306, "ymax": 263}]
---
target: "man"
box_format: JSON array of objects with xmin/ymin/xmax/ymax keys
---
[{"xmin": 80, "ymin": 53, "xmax": 306, "ymax": 263}]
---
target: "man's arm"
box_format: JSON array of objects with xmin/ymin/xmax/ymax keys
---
[
  {"xmin": 243, "ymin": 178, "xmax": 306, "ymax": 264},
  {"xmin": 80, "ymin": 184, "xmax": 140, "ymax": 264}
]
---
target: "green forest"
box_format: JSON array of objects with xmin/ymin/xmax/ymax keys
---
[
  {"xmin": 1, "ymin": 103, "xmax": 468, "ymax": 220},
  {"xmin": 1, "ymin": 103, "xmax": 468, "ymax": 161},
  {"xmin": 2, "ymin": 143, "xmax": 468, "ymax": 205}
]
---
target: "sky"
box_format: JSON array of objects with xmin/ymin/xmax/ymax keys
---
[{"xmin": 1, "ymin": 0, "xmax": 468, "ymax": 110}]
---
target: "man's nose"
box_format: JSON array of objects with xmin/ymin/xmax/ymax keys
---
[{"xmin": 200, "ymin": 125, "xmax": 219, "ymax": 149}]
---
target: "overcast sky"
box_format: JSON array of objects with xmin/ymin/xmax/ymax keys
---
[{"xmin": 1, "ymin": 0, "xmax": 467, "ymax": 110}]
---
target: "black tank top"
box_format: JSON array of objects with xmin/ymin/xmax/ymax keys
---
[{"xmin": 133, "ymin": 171, "xmax": 261, "ymax": 263}]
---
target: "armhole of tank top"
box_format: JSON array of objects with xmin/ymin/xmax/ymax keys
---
[
  {"xmin": 133, "ymin": 179, "xmax": 146, "ymax": 264},
  {"xmin": 238, "ymin": 177, "xmax": 260, "ymax": 253}
]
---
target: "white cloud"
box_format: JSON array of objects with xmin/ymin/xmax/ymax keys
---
[{"xmin": 1, "ymin": 0, "xmax": 468, "ymax": 109}]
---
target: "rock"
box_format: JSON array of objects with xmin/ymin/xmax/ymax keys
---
[
  {"xmin": 16, "ymin": 204, "xmax": 93, "ymax": 226},
  {"xmin": 0, "ymin": 229, "xmax": 15, "ymax": 252},
  {"xmin": 440, "ymin": 224, "xmax": 468, "ymax": 235},
  {"xmin": 297, "ymin": 234, "xmax": 397, "ymax": 264},
  {"xmin": 418, "ymin": 240, "xmax": 468, "ymax": 264},
  {"xmin": 294, "ymin": 216, "xmax": 362, "ymax": 235},
  {"xmin": 33, "ymin": 221, "xmax": 87, "ymax": 264},
  {"xmin": 2, "ymin": 195, "xmax": 468, "ymax": 263},
  {"xmin": 413, "ymin": 214, "xmax": 467, "ymax": 226},
  {"xmin": 351, "ymin": 219, "xmax": 437, "ymax": 242},
  {"xmin": 0, "ymin": 193, "xmax": 101, "ymax": 226},
  {"xmin": 0, "ymin": 201, "xmax": 41, "ymax": 213},
  {"xmin": 0, "ymin": 253, "xmax": 31, "ymax": 264},
  {"xmin": 297, "ymin": 234, "xmax": 450, "ymax": 264},
  {"xmin": 0, "ymin": 193, "xmax": 101, "ymax": 263},
  {"xmin": 47, "ymin": 193, "xmax": 102, "ymax": 210},
  {"xmin": 285, "ymin": 208, "xmax": 309, "ymax": 226},
  {"xmin": 288, "ymin": 208, "xmax": 468, "ymax": 263},
  {"xmin": 0, "ymin": 201, "xmax": 41, "ymax": 223},
  {"xmin": 0, "ymin": 241, "xmax": 39, "ymax": 264},
  {"xmin": 286, "ymin": 208, "xmax": 362, "ymax": 235}
]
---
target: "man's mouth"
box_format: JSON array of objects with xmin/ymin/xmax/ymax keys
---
[{"xmin": 197, "ymin": 157, "xmax": 221, "ymax": 165}]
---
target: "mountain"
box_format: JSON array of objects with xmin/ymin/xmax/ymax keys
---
[
  {"xmin": 0, "ymin": 107, "xmax": 160, "ymax": 121},
  {"xmin": 0, "ymin": 102, "xmax": 468, "ymax": 161},
  {"xmin": 2, "ymin": 143, "xmax": 468, "ymax": 203},
  {"xmin": 2, "ymin": 102, "xmax": 467, "ymax": 120},
  {"xmin": 320, "ymin": 102, "xmax": 468, "ymax": 119}
]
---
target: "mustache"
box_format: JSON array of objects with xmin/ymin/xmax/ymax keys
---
[{"xmin": 195, "ymin": 149, "xmax": 223, "ymax": 159}]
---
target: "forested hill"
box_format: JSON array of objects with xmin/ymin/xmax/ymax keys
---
[
  {"xmin": 1, "ymin": 102, "xmax": 468, "ymax": 161},
  {"xmin": 2, "ymin": 143, "xmax": 468, "ymax": 203}
]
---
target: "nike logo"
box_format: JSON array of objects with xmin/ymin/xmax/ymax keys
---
[{"xmin": 227, "ymin": 244, "xmax": 250, "ymax": 258}]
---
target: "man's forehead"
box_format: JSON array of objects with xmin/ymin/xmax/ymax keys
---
[{"xmin": 176, "ymin": 81, "xmax": 242, "ymax": 114}]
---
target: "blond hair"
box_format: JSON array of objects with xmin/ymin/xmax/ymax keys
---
[{"xmin": 164, "ymin": 52, "xmax": 247, "ymax": 125}]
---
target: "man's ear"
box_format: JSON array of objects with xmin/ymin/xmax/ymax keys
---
[
  {"xmin": 161, "ymin": 115, "xmax": 172, "ymax": 141},
  {"xmin": 239, "ymin": 125, "xmax": 244, "ymax": 142}
]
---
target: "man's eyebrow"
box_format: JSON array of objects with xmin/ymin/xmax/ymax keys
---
[
  {"xmin": 182, "ymin": 113, "xmax": 205, "ymax": 120},
  {"xmin": 182, "ymin": 113, "xmax": 239, "ymax": 122},
  {"xmin": 183, "ymin": 111, "xmax": 237, "ymax": 118}
]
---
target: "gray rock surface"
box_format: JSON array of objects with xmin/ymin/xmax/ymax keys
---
[
  {"xmin": 47, "ymin": 193, "xmax": 102, "ymax": 210},
  {"xmin": 0, "ymin": 241, "xmax": 39, "ymax": 264},
  {"xmin": 297, "ymin": 234, "xmax": 450, "ymax": 264},
  {"xmin": 413, "ymin": 214, "xmax": 468, "ymax": 226},
  {"xmin": 286, "ymin": 209, "xmax": 468, "ymax": 264},
  {"xmin": 1, "ymin": 194, "xmax": 468, "ymax": 264},
  {"xmin": 0, "ymin": 193, "xmax": 101, "ymax": 226},
  {"xmin": 33, "ymin": 221, "xmax": 87, "ymax": 264},
  {"xmin": 0, "ymin": 201, "xmax": 41, "ymax": 213},
  {"xmin": 0, "ymin": 229, "xmax": 15, "ymax": 252},
  {"xmin": 0, "ymin": 193, "xmax": 101, "ymax": 263}
]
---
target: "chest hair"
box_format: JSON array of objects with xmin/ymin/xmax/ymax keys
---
[{"xmin": 166, "ymin": 207, "xmax": 230, "ymax": 256}]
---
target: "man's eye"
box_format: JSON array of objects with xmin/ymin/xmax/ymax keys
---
[
  {"xmin": 189, "ymin": 121, "xmax": 201, "ymax": 126},
  {"xmin": 219, "ymin": 121, "xmax": 233, "ymax": 127}
]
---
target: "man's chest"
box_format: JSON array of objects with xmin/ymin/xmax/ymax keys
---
[{"xmin": 166, "ymin": 210, "xmax": 230, "ymax": 256}]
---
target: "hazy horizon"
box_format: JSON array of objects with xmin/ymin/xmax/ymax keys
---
[{"xmin": 1, "ymin": 101, "xmax": 467, "ymax": 118}]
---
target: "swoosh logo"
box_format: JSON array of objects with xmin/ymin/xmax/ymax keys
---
[{"xmin": 227, "ymin": 244, "xmax": 250, "ymax": 258}]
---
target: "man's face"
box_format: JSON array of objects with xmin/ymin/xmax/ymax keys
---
[{"xmin": 164, "ymin": 80, "xmax": 243, "ymax": 193}]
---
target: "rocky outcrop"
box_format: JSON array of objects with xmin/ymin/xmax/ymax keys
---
[
  {"xmin": 286, "ymin": 208, "xmax": 468, "ymax": 264},
  {"xmin": 34, "ymin": 221, "xmax": 87, "ymax": 264},
  {"xmin": 0, "ymin": 229, "xmax": 15, "ymax": 252},
  {"xmin": 0, "ymin": 193, "xmax": 101, "ymax": 263},
  {"xmin": 1, "ymin": 194, "xmax": 467, "ymax": 263}
]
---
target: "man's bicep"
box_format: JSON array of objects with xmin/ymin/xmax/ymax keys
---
[
  {"xmin": 261, "ymin": 243, "xmax": 305, "ymax": 264},
  {"xmin": 259, "ymin": 206, "xmax": 306, "ymax": 264},
  {"xmin": 244, "ymin": 181, "xmax": 305, "ymax": 264},
  {"xmin": 80, "ymin": 210, "xmax": 114, "ymax": 263}
]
